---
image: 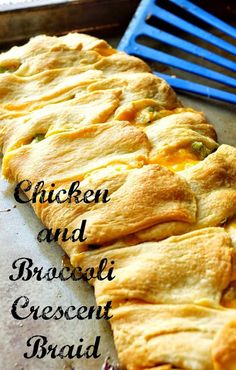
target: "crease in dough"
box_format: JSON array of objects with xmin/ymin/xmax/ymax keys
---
[
  {"xmin": 0, "ymin": 68, "xmax": 103, "ymax": 114},
  {"xmin": 0, "ymin": 89, "xmax": 122, "ymax": 153}
]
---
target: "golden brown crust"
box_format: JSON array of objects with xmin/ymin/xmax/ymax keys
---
[
  {"xmin": 3, "ymin": 161, "xmax": 197, "ymax": 261},
  {"xmin": 0, "ymin": 33, "xmax": 116, "ymax": 74},
  {"xmin": 75, "ymin": 227, "xmax": 234, "ymax": 306},
  {"xmin": 110, "ymin": 303, "xmax": 236, "ymax": 370},
  {"xmin": 75, "ymin": 227, "xmax": 236, "ymax": 370},
  {"xmin": 87, "ymin": 72, "xmax": 180, "ymax": 111},
  {"xmin": 3, "ymin": 121, "xmax": 150, "ymax": 181},
  {"xmin": 0, "ymin": 90, "xmax": 121, "ymax": 153},
  {"xmin": 0, "ymin": 68, "xmax": 104, "ymax": 112}
]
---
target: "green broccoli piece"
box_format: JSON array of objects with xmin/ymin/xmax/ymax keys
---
[
  {"xmin": 0, "ymin": 65, "xmax": 18, "ymax": 73},
  {"xmin": 0, "ymin": 66, "xmax": 8, "ymax": 73},
  {"xmin": 32, "ymin": 134, "xmax": 45, "ymax": 143},
  {"xmin": 191, "ymin": 141, "xmax": 213, "ymax": 160}
]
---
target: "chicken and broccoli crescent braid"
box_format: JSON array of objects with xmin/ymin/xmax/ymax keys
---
[{"xmin": 0, "ymin": 33, "xmax": 235, "ymax": 370}]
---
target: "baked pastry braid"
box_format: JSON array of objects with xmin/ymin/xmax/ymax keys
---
[
  {"xmin": 0, "ymin": 34, "xmax": 235, "ymax": 369},
  {"xmin": 75, "ymin": 227, "xmax": 236, "ymax": 370},
  {"xmin": 0, "ymin": 33, "xmax": 117, "ymax": 75},
  {"xmin": 76, "ymin": 227, "xmax": 234, "ymax": 306},
  {"xmin": 0, "ymin": 34, "xmax": 178, "ymax": 119}
]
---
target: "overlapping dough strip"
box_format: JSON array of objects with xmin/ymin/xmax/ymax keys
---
[
  {"xmin": 0, "ymin": 90, "xmax": 121, "ymax": 152},
  {"xmin": 76, "ymin": 228, "xmax": 234, "ymax": 307},
  {"xmin": 0, "ymin": 34, "xmax": 236, "ymax": 370},
  {"xmin": 111, "ymin": 303, "xmax": 236, "ymax": 370},
  {"xmin": 136, "ymin": 145, "xmax": 236, "ymax": 244}
]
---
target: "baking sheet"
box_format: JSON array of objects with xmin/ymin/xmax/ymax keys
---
[
  {"xmin": 0, "ymin": 35, "xmax": 236, "ymax": 370},
  {"xmin": 0, "ymin": 179, "xmax": 118, "ymax": 370}
]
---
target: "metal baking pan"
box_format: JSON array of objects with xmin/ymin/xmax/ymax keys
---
[{"xmin": 0, "ymin": 0, "xmax": 139, "ymax": 45}]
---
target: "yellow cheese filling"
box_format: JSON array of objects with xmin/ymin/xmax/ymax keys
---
[
  {"xmin": 150, "ymin": 148, "xmax": 200, "ymax": 172},
  {"xmin": 115, "ymin": 103, "xmax": 205, "ymax": 171},
  {"xmin": 94, "ymin": 46, "xmax": 117, "ymax": 57}
]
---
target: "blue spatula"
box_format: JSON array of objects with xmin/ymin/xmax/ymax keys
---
[{"xmin": 118, "ymin": 0, "xmax": 236, "ymax": 104}]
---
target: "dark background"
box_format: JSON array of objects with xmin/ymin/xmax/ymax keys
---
[{"xmin": 0, "ymin": 0, "xmax": 236, "ymax": 46}]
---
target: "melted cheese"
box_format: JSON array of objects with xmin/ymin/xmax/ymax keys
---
[
  {"xmin": 115, "ymin": 106, "xmax": 204, "ymax": 171},
  {"xmin": 150, "ymin": 148, "xmax": 200, "ymax": 172},
  {"xmin": 94, "ymin": 46, "xmax": 116, "ymax": 56}
]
